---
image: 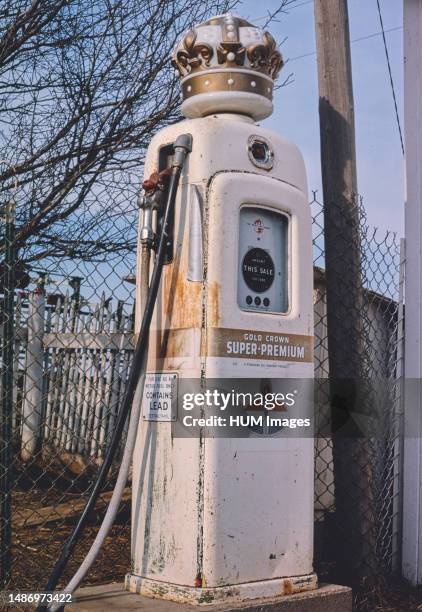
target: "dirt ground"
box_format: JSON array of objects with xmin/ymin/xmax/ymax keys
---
[
  {"xmin": 2, "ymin": 461, "xmax": 131, "ymax": 610},
  {"xmin": 316, "ymin": 567, "xmax": 422, "ymax": 611},
  {"xmin": 367, "ymin": 580, "xmax": 422, "ymax": 611},
  {"xmin": 10, "ymin": 522, "xmax": 130, "ymax": 592},
  {"xmin": 3, "ymin": 502, "xmax": 130, "ymax": 611}
]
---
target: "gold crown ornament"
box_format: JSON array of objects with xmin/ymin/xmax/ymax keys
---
[{"xmin": 172, "ymin": 14, "xmax": 284, "ymax": 120}]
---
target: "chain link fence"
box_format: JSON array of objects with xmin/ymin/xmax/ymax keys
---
[
  {"xmin": 1, "ymin": 189, "xmax": 403, "ymax": 606},
  {"xmin": 0, "ymin": 186, "xmax": 138, "ymax": 597},
  {"xmin": 312, "ymin": 192, "xmax": 404, "ymax": 607}
]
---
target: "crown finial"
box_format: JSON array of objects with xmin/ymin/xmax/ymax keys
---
[{"xmin": 171, "ymin": 14, "xmax": 283, "ymax": 120}]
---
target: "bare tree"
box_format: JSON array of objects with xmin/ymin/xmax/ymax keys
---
[
  {"xmin": 0, "ymin": 0, "xmax": 299, "ymax": 265},
  {"xmin": 0, "ymin": 0, "xmax": 239, "ymax": 263}
]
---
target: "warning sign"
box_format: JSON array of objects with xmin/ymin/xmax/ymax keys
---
[{"xmin": 142, "ymin": 373, "xmax": 178, "ymax": 421}]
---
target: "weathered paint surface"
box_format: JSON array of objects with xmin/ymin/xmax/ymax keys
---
[
  {"xmin": 163, "ymin": 270, "xmax": 202, "ymax": 330},
  {"xmin": 207, "ymin": 281, "xmax": 221, "ymax": 328},
  {"xmin": 130, "ymin": 113, "xmax": 316, "ymax": 603}
]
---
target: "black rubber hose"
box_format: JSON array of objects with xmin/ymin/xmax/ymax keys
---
[{"xmin": 36, "ymin": 133, "xmax": 192, "ymax": 611}]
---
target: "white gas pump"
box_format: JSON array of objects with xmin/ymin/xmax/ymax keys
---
[{"xmin": 127, "ymin": 13, "xmax": 316, "ymax": 605}]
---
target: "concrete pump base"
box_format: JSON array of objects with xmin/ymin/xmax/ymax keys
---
[{"xmin": 71, "ymin": 582, "xmax": 352, "ymax": 612}]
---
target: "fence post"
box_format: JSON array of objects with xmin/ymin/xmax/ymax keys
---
[
  {"xmin": 0, "ymin": 196, "xmax": 15, "ymax": 587},
  {"xmin": 315, "ymin": 0, "xmax": 378, "ymax": 586},
  {"xmin": 21, "ymin": 284, "xmax": 45, "ymax": 461}
]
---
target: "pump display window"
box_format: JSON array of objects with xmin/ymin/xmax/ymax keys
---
[{"xmin": 238, "ymin": 206, "xmax": 289, "ymax": 313}]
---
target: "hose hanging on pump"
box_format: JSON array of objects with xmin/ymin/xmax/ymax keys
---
[{"xmin": 36, "ymin": 133, "xmax": 192, "ymax": 612}]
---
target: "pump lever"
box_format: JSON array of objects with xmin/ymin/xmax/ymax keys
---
[
  {"xmin": 142, "ymin": 167, "xmax": 172, "ymax": 193},
  {"xmin": 138, "ymin": 168, "xmax": 172, "ymax": 249}
]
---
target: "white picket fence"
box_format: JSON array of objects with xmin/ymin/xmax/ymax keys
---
[{"xmin": 7, "ymin": 289, "xmax": 135, "ymax": 464}]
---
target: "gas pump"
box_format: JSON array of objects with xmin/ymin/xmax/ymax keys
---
[{"xmin": 127, "ymin": 13, "xmax": 317, "ymax": 606}]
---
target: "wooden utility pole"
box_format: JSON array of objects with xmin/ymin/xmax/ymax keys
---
[
  {"xmin": 402, "ymin": 0, "xmax": 422, "ymax": 587},
  {"xmin": 314, "ymin": 0, "xmax": 378, "ymax": 585}
]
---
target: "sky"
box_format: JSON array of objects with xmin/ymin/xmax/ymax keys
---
[{"xmin": 240, "ymin": 0, "xmax": 404, "ymax": 235}]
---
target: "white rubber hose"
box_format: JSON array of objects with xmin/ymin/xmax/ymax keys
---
[{"xmin": 50, "ymin": 373, "xmax": 145, "ymax": 612}]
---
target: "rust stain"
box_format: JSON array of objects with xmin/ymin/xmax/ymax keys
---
[
  {"xmin": 207, "ymin": 281, "xmax": 221, "ymax": 327},
  {"xmin": 147, "ymin": 329, "xmax": 164, "ymax": 369},
  {"xmin": 163, "ymin": 266, "xmax": 202, "ymax": 329},
  {"xmin": 159, "ymin": 328, "xmax": 187, "ymax": 359},
  {"xmin": 152, "ymin": 358, "xmax": 188, "ymax": 370},
  {"xmin": 200, "ymin": 330, "xmax": 207, "ymax": 358},
  {"xmin": 284, "ymin": 579, "xmax": 293, "ymax": 595},
  {"xmin": 147, "ymin": 328, "xmax": 197, "ymax": 366}
]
